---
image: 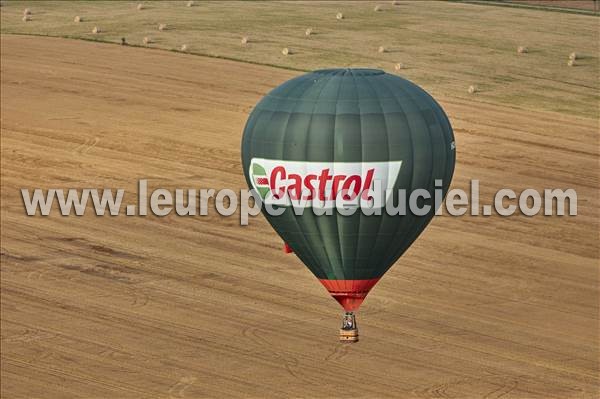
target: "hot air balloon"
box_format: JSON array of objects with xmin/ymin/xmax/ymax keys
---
[{"xmin": 242, "ymin": 68, "xmax": 455, "ymax": 342}]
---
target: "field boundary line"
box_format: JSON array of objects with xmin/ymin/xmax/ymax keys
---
[
  {"xmin": 448, "ymin": 0, "xmax": 600, "ymax": 16},
  {"xmin": 0, "ymin": 32, "xmax": 310, "ymax": 73}
]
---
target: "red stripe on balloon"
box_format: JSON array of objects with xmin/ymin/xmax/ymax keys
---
[{"xmin": 318, "ymin": 278, "xmax": 380, "ymax": 311}]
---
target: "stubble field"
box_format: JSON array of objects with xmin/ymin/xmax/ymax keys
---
[{"xmin": 1, "ymin": 1, "xmax": 599, "ymax": 398}]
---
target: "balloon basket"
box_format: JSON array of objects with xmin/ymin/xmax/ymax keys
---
[
  {"xmin": 339, "ymin": 328, "xmax": 359, "ymax": 343},
  {"xmin": 339, "ymin": 312, "xmax": 359, "ymax": 343}
]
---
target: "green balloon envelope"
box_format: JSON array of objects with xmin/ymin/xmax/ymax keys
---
[{"xmin": 241, "ymin": 69, "xmax": 455, "ymax": 311}]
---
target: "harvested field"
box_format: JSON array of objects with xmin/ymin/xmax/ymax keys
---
[
  {"xmin": 0, "ymin": 1, "xmax": 598, "ymax": 119},
  {"xmin": 1, "ymin": 34, "xmax": 598, "ymax": 399}
]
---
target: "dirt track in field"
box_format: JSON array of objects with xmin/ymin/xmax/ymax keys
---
[
  {"xmin": 505, "ymin": 1, "xmax": 598, "ymax": 12},
  {"xmin": 1, "ymin": 35, "xmax": 598, "ymax": 398}
]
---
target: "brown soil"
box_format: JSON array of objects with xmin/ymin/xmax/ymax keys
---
[{"xmin": 1, "ymin": 35, "xmax": 598, "ymax": 398}]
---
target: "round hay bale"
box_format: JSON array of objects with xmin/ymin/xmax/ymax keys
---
[
  {"xmin": 241, "ymin": 36, "xmax": 249, "ymax": 44},
  {"xmin": 137, "ymin": 3, "xmax": 144, "ymax": 10},
  {"xmin": 569, "ymin": 52, "xmax": 577, "ymax": 60},
  {"xmin": 391, "ymin": 0, "xmax": 401, "ymax": 5},
  {"xmin": 282, "ymin": 47, "xmax": 291, "ymax": 56},
  {"xmin": 186, "ymin": 0, "xmax": 194, "ymax": 7},
  {"xmin": 468, "ymin": 85, "xmax": 477, "ymax": 94},
  {"xmin": 517, "ymin": 46, "xmax": 528, "ymax": 54},
  {"xmin": 181, "ymin": 44, "xmax": 188, "ymax": 52},
  {"xmin": 394, "ymin": 62, "xmax": 404, "ymax": 71},
  {"xmin": 374, "ymin": 5, "xmax": 381, "ymax": 11},
  {"xmin": 305, "ymin": 27, "xmax": 313, "ymax": 36},
  {"xmin": 23, "ymin": 8, "xmax": 31, "ymax": 15},
  {"xmin": 92, "ymin": 26, "xmax": 100, "ymax": 34},
  {"xmin": 74, "ymin": 15, "xmax": 82, "ymax": 23},
  {"xmin": 336, "ymin": 12, "xmax": 344, "ymax": 20},
  {"xmin": 158, "ymin": 23, "xmax": 167, "ymax": 31},
  {"xmin": 22, "ymin": 14, "xmax": 31, "ymax": 22},
  {"xmin": 378, "ymin": 46, "xmax": 386, "ymax": 53},
  {"xmin": 568, "ymin": 59, "xmax": 576, "ymax": 67},
  {"xmin": 143, "ymin": 36, "xmax": 150, "ymax": 45}
]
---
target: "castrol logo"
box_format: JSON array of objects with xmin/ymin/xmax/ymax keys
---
[{"xmin": 249, "ymin": 158, "xmax": 402, "ymax": 208}]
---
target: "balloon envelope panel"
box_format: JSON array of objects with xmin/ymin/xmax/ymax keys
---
[{"xmin": 242, "ymin": 69, "xmax": 455, "ymax": 308}]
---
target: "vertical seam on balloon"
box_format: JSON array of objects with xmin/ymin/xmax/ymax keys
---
[
  {"xmin": 241, "ymin": 112, "xmax": 257, "ymax": 189},
  {"xmin": 414, "ymin": 88, "xmax": 450, "ymax": 195},
  {"xmin": 252, "ymin": 76, "xmax": 320, "ymax": 276},
  {"xmin": 379, "ymin": 75, "xmax": 417, "ymax": 268},
  {"xmin": 369, "ymin": 75, "xmax": 403, "ymax": 278},
  {"xmin": 429, "ymin": 97, "xmax": 455, "ymax": 195},
  {"xmin": 375, "ymin": 76, "xmax": 412, "ymax": 272},
  {"xmin": 398, "ymin": 81, "xmax": 437, "ymax": 257},
  {"xmin": 384, "ymin": 77, "xmax": 436, "ymax": 267},
  {"xmin": 297, "ymin": 74, "xmax": 336, "ymax": 280},
  {"xmin": 428, "ymin": 99, "xmax": 449, "ymax": 207},
  {"xmin": 349, "ymin": 69, "xmax": 362, "ymax": 288},
  {"xmin": 278, "ymin": 79, "xmax": 323, "ymax": 274},
  {"xmin": 360, "ymin": 73, "xmax": 390, "ymax": 282},
  {"xmin": 443, "ymin": 110, "xmax": 456, "ymax": 192},
  {"xmin": 332, "ymin": 69, "xmax": 347, "ymax": 281},
  {"xmin": 305, "ymin": 72, "xmax": 338, "ymax": 280}
]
